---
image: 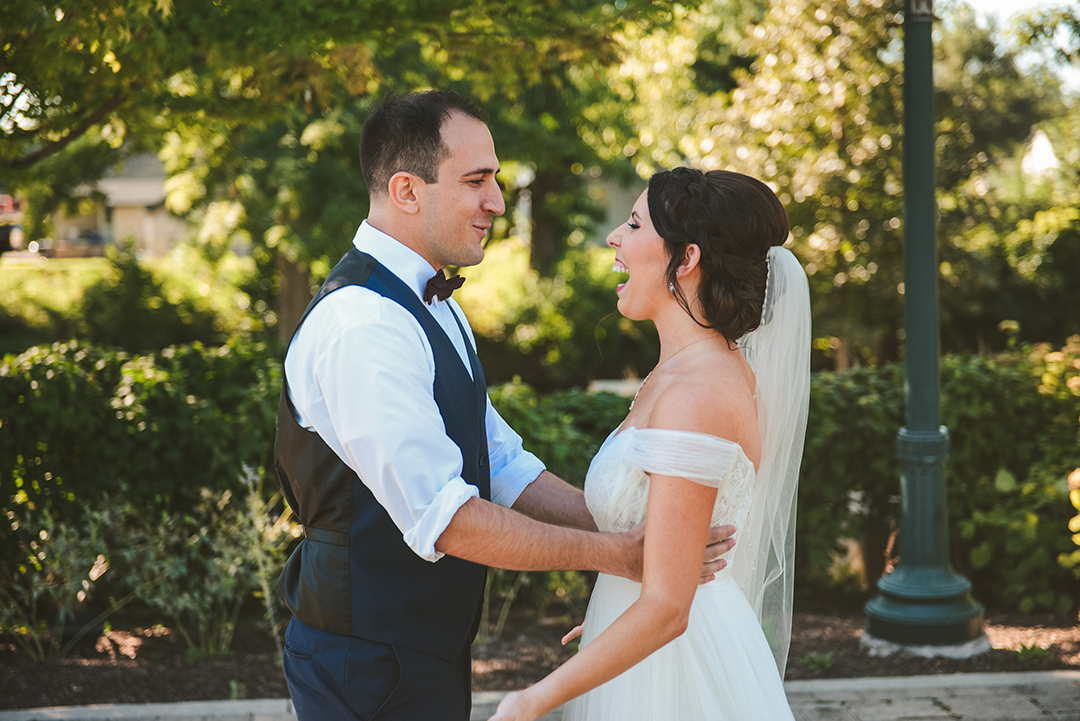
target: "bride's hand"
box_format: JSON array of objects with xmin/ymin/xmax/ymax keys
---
[
  {"xmin": 561, "ymin": 624, "xmax": 584, "ymax": 645},
  {"xmin": 488, "ymin": 689, "xmax": 541, "ymax": 721}
]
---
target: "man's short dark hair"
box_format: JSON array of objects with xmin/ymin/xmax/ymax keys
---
[{"xmin": 360, "ymin": 91, "xmax": 487, "ymax": 197}]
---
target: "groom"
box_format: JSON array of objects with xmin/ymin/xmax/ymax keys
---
[{"xmin": 275, "ymin": 90, "xmax": 735, "ymax": 721}]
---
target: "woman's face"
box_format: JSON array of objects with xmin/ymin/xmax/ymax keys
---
[{"xmin": 606, "ymin": 189, "xmax": 671, "ymax": 321}]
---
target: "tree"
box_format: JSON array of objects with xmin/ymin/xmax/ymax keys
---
[
  {"xmin": 604, "ymin": 0, "xmax": 1069, "ymax": 366},
  {"xmin": 3, "ymin": 1, "xmax": 703, "ymax": 338},
  {"xmin": 1015, "ymin": 5, "xmax": 1080, "ymax": 67},
  {"xmin": 934, "ymin": 4, "xmax": 1076, "ymax": 351},
  {"xmin": 2, "ymin": 0, "xmax": 655, "ymax": 173},
  {"xmin": 605, "ymin": 0, "xmax": 906, "ymax": 366}
]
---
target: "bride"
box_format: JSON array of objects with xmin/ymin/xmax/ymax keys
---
[{"xmin": 490, "ymin": 167, "xmax": 810, "ymax": 721}]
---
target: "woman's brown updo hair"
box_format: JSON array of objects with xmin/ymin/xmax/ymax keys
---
[{"xmin": 647, "ymin": 167, "xmax": 789, "ymax": 342}]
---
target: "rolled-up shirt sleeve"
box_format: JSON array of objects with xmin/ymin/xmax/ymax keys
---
[
  {"xmin": 448, "ymin": 300, "xmax": 546, "ymax": 508},
  {"xmin": 289, "ymin": 287, "xmax": 481, "ymax": 562},
  {"xmin": 485, "ymin": 398, "xmax": 545, "ymax": 508}
]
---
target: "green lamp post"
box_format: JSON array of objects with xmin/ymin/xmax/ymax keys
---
[{"xmin": 862, "ymin": 0, "xmax": 986, "ymax": 650}]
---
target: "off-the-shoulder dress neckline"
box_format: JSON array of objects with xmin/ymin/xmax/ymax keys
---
[
  {"xmin": 611, "ymin": 424, "xmax": 741, "ymax": 447},
  {"xmin": 608, "ymin": 425, "xmax": 758, "ymax": 472}
]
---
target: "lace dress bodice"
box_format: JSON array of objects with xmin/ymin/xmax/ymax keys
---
[{"xmin": 584, "ymin": 427, "xmax": 756, "ymax": 549}]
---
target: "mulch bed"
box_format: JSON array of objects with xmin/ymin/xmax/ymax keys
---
[{"xmin": 2, "ymin": 594, "xmax": 1078, "ymax": 710}]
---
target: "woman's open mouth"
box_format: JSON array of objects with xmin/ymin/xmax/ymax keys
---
[{"xmin": 613, "ymin": 259, "xmax": 629, "ymax": 292}]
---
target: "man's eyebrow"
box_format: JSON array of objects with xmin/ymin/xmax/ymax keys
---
[{"xmin": 462, "ymin": 167, "xmax": 498, "ymax": 178}]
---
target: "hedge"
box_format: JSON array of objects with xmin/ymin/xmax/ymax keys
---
[{"xmin": 2, "ymin": 338, "xmax": 1078, "ymax": 615}]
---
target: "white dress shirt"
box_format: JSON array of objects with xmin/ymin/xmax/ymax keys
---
[{"xmin": 284, "ymin": 221, "xmax": 545, "ymax": 562}]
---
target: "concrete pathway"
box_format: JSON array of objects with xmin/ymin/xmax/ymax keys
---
[{"xmin": 0, "ymin": 671, "xmax": 1077, "ymax": 721}]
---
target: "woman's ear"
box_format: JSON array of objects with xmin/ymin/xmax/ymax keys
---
[
  {"xmin": 386, "ymin": 172, "xmax": 422, "ymax": 215},
  {"xmin": 676, "ymin": 243, "xmax": 702, "ymax": 278}
]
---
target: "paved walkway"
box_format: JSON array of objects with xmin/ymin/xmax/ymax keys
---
[{"xmin": 0, "ymin": 671, "xmax": 1077, "ymax": 721}]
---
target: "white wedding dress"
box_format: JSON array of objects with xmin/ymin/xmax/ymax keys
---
[{"xmin": 561, "ymin": 426, "xmax": 796, "ymax": 721}]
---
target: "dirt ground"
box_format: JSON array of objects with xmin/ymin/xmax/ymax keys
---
[{"xmin": 1, "ymin": 595, "xmax": 1078, "ymax": 710}]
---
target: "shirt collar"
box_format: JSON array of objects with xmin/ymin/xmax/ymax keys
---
[{"xmin": 351, "ymin": 220, "xmax": 439, "ymax": 304}]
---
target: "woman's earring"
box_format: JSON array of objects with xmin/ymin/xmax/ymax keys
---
[{"xmin": 669, "ymin": 282, "xmax": 676, "ymax": 293}]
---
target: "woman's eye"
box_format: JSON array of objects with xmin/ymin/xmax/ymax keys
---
[{"xmin": 627, "ymin": 222, "xmax": 640, "ymax": 230}]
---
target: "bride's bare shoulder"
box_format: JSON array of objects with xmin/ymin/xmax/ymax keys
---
[{"xmin": 649, "ymin": 365, "xmax": 759, "ymax": 456}]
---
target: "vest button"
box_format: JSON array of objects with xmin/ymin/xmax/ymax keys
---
[{"xmin": 479, "ymin": 455, "xmax": 487, "ymax": 467}]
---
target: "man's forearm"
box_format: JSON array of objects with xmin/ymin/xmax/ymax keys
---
[
  {"xmin": 435, "ymin": 496, "xmax": 635, "ymax": 577},
  {"xmin": 511, "ymin": 471, "xmax": 597, "ymax": 531}
]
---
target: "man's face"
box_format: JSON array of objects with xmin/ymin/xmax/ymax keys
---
[{"xmin": 418, "ymin": 111, "xmax": 505, "ymax": 269}]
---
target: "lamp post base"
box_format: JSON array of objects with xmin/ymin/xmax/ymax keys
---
[
  {"xmin": 864, "ymin": 571, "xmax": 986, "ymax": 647},
  {"xmin": 860, "ymin": 632, "xmax": 991, "ymax": 659}
]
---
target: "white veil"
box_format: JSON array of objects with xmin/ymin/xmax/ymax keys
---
[{"xmin": 733, "ymin": 244, "xmax": 811, "ymax": 678}]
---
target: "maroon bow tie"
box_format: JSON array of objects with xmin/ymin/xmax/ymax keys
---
[{"xmin": 424, "ymin": 270, "xmax": 465, "ymax": 304}]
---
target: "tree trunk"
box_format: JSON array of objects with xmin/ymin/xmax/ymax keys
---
[
  {"xmin": 276, "ymin": 254, "xmax": 311, "ymax": 344},
  {"xmin": 529, "ymin": 171, "xmax": 564, "ymax": 277}
]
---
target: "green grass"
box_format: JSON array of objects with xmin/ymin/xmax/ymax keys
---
[{"xmin": 0, "ymin": 256, "xmax": 110, "ymax": 328}]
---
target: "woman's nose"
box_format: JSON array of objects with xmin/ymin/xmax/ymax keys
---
[{"xmin": 606, "ymin": 228, "xmax": 620, "ymax": 248}]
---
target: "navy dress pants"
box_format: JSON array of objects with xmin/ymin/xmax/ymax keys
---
[{"xmin": 283, "ymin": 617, "xmax": 472, "ymax": 721}]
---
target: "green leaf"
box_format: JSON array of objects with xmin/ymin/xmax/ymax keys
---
[
  {"xmin": 970, "ymin": 543, "xmax": 993, "ymax": 569},
  {"xmin": 995, "ymin": 467, "xmax": 1018, "ymax": 493}
]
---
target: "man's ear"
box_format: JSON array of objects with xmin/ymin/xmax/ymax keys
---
[
  {"xmin": 676, "ymin": 243, "xmax": 702, "ymax": 278},
  {"xmin": 386, "ymin": 172, "xmax": 423, "ymax": 215}
]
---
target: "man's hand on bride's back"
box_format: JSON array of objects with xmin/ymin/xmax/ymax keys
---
[
  {"xmin": 619, "ymin": 522, "xmax": 736, "ymax": 583},
  {"xmin": 701, "ymin": 524, "xmax": 736, "ymax": 583}
]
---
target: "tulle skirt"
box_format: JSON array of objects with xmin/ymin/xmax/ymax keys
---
[{"xmin": 561, "ymin": 572, "xmax": 795, "ymax": 721}]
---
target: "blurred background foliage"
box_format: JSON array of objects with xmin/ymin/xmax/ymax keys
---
[
  {"xmin": 3, "ymin": 0, "xmax": 1078, "ymax": 363},
  {"xmin": 2, "ymin": 0, "xmax": 1080, "ymax": 648}
]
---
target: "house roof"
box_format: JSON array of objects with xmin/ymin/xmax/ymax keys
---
[
  {"xmin": 96, "ymin": 177, "xmax": 166, "ymax": 208},
  {"xmin": 94, "ymin": 153, "xmax": 169, "ymax": 208}
]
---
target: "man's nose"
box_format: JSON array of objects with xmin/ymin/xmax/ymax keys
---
[{"xmin": 483, "ymin": 182, "xmax": 506, "ymax": 216}]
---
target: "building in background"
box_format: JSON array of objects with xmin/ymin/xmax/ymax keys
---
[{"xmin": 48, "ymin": 153, "xmax": 186, "ymax": 258}]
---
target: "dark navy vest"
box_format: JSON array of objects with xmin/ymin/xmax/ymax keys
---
[{"xmin": 275, "ymin": 248, "xmax": 491, "ymax": 661}]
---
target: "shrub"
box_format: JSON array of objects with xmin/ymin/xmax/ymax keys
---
[
  {"xmin": 490, "ymin": 380, "xmax": 630, "ymax": 487},
  {"xmin": 1, "ymin": 467, "xmax": 298, "ymax": 662},
  {"xmin": 0, "ymin": 503, "xmax": 122, "ymax": 660},
  {"xmin": 108, "ymin": 482, "xmax": 297, "ymax": 660},
  {"xmin": 798, "ymin": 364, "xmax": 905, "ymax": 587},
  {"xmin": 0, "ymin": 339, "xmax": 281, "ymax": 542},
  {"xmin": 944, "ymin": 343, "xmax": 1080, "ymax": 613},
  {"xmin": 0, "ymin": 256, "xmax": 106, "ymax": 356},
  {"xmin": 4, "ymin": 335, "xmax": 1078, "ymax": 620},
  {"xmin": 1063, "ymin": 469, "xmax": 1080, "ymax": 581},
  {"xmin": 798, "ymin": 341, "xmax": 1080, "ymax": 613},
  {"xmin": 77, "ymin": 246, "xmax": 222, "ymax": 353}
]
